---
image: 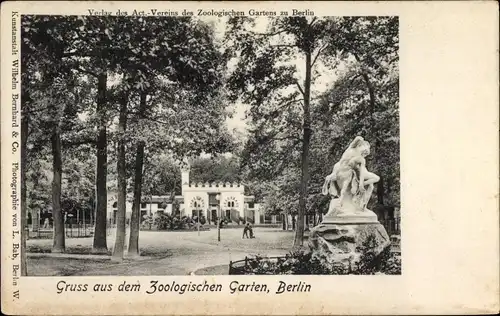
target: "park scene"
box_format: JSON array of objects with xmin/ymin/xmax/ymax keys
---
[{"xmin": 20, "ymin": 15, "xmax": 400, "ymax": 276}]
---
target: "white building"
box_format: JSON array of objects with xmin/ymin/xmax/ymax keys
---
[{"xmin": 107, "ymin": 163, "xmax": 263, "ymax": 225}]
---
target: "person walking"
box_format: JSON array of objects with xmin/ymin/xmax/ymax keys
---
[
  {"xmin": 249, "ymin": 223, "xmax": 255, "ymax": 239},
  {"xmin": 242, "ymin": 223, "xmax": 250, "ymax": 239}
]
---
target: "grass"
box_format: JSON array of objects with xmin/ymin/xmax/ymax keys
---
[
  {"xmin": 28, "ymin": 244, "xmax": 112, "ymax": 256},
  {"xmin": 27, "ymin": 257, "xmax": 112, "ymax": 276},
  {"xmin": 137, "ymin": 248, "xmax": 173, "ymax": 258},
  {"xmin": 193, "ymin": 264, "xmax": 229, "ymax": 275},
  {"xmin": 27, "ymin": 244, "xmax": 172, "ymax": 258}
]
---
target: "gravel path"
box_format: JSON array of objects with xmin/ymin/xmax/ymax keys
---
[{"xmin": 27, "ymin": 227, "xmax": 295, "ymax": 276}]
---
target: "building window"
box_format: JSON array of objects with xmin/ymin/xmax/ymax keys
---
[
  {"xmin": 140, "ymin": 202, "xmax": 147, "ymax": 209},
  {"xmin": 224, "ymin": 197, "xmax": 238, "ymax": 209},
  {"xmin": 248, "ymin": 202, "xmax": 255, "ymax": 209},
  {"xmin": 112, "ymin": 202, "xmax": 117, "ymax": 208},
  {"xmin": 190, "ymin": 196, "xmax": 205, "ymax": 209}
]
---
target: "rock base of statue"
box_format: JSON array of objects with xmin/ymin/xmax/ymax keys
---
[{"xmin": 308, "ymin": 199, "xmax": 390, "ymax": 273}]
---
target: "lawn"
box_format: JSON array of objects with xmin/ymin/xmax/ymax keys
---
[{"xmin": 193, "ymin": 264, "xmax": 229, "ymax": 275}]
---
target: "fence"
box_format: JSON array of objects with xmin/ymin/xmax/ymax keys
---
[
  {"xmin": 65, "ymin": 222, "xmax": 94, "ymax": 238},
  {"xmin": 28, "ymin": 228, "xmax": 53, "ymax": 239},
  {"xmin": 229, "ymin": 256, "xmax": 285, "ymax": 275},
  {"xmin": 381, "ymin": 217, "xmax": 401, "ymax": 236},
  {"xmin": 29, "ymin": 222, "xmax": 97, "ymax": 239}
]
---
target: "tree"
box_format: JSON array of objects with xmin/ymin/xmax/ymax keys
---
[
  {"xmin": 21, "ymin": 15, "xmax": 110, "ymax": 253},
  {"xmin": 190, "ymin": 155, "xmax": 243, "ymax": 184},
  {"xmin": 128, "ymin": 91, "xmax": 147, "ymax": 258},
  {"xmin": 22, "ymin": 15, "xmax": 124, "ymax": 256},
  {"xmin": 226, "ymin": 17, "xmax": 342, "ymax": 247},
  {"xmin": 123, "ymin": 17, "xmax": 229, "ymax": 257},
  {"xmin": 332, "ymin": 17, "xmax": 399, "ymax": 209},
  {"xmin": 142, "ymin": 154, "xmax": 181, "ymax": 197},
  {"xmin": 228, "ymin": 17, "xmax": 399, "ymax": 243},
  {"xmin": 23, "ymin": 16, "xmax": 234, "ymax": 259},
  {"xmin": 112, "ymin": 86, "xmax": 129, "ymax": 261},
  {"xmin": 318, "ymin": 17, "xmax": 400, "ymax": 211}
]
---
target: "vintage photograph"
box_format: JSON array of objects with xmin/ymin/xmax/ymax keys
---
[{"xmin": 20, "ymin": 14, "xmax": 400, "ymax": 276}]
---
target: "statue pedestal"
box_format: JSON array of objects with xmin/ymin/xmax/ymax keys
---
[
  {"xmin": 322, "ymin": 198, "xmax": 379, "ymax": 224},
  {"xmin": 308, "ymin": 214, "xmax": 390, "ymax": 272},
  {"xmin": 311, "ymin": 136, "xmax": 390, "ymax": 272}
]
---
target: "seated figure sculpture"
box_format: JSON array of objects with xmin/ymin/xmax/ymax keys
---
[{"xmin": 322, "ymin": 136, "xmax": 380, "ymax": 219}]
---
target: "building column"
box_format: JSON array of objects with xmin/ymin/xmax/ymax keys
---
[{"xmin": 254, "ymin": 207, "xmax": 261, "ymax": 224}]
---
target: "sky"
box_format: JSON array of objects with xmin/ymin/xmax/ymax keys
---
[{"xmin": 207, "ymin": 17, "xmax": 252, "ymax": 136}]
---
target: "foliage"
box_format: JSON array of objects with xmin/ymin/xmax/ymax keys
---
[
  {"xmin": 233, "ymin": 238, "xmax": 401, "ymax": 275},
  {"xmin": 225, "ymin": 16, "xmax": 350, "ymax": 245},
  {"xmin": 142, "ymin": 154, "xmax": 181, "ymax": 196},
  {"xmin": 141, "ymin": 214, "xmax": 154, "ymax": 230},
  {"xmin": 233, "ymin": 251, "xmax": 344, "ymax": 275},
  {"xmin": 230, "ymin": 17, "xmax": 400, "ymax": 220},
  {"xmin": 21, "ymin": 15, "xmax": 233, "ymax": 255},
  {"xmin": 143, "ymin": 213, "xmax": 206, "ymax": 231},
  {"xmin": 198, "ymin": 215, "xmax": 207, "ymax": 225},
  {"xmin": 189, "ymin": 155, "xmax": 243, "ymax": 184},
  {"xmin": 22, "ymin": 15, "xmax": 400, "ymax": 257}
]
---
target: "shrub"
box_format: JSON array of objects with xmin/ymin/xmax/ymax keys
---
[
  {"xmin": 231, "ymin": 235, "xmax": 401, "ymax": 275},
  {"xmin": 353, "ymin": 234, "xmax": 402, "ymax": 275},
  {"xmin": 148, "ymin": 214, "xmax": 194, "ymax": 231},
  {"xmin": 173, "ymin": 216, "xmax": 188, "ymax": 230},
  {"xmin": 155, "ymin": 214, "xmax": 170, "ymax": 230},
  {"xmin": 199, "ymin": 215, "xmax": 206, "ymax": 225},
  {"xmin": 219, "ymin": 218, "xmax": 229, "ymax": 228},
  {"xmin": 235, "ymin": 251, "xmax": 348, "ymax": 275},
  {"xmin": 141, "ymin": 215, "xmax": 154, "ymax": 230},
  {"xmin": 378, "ymin": 247, "xmax": 402, "ymax": 275}
]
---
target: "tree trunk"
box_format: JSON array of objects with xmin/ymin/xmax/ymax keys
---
[
  {"xmin": 361, "ymin": 72, "xmax": 376, "ymax": 113},
  {"xmin": 20, "ymin": 111, "xmax": 28, "ymax": 275},
  {"xmin": 128, "ymin": 92, "xmax": 147, "ymax": 257},
  {"xmin": 112, "ymin": 93, "xmax": 128, "ymax": 261},
  {"xmin": 356, "ymin": 54, "xmax": 378, "ymax": 132},
  {"xmin": 93, "ymin": 72, "xmax": 108, "ymax": 253},
  {"xmin": 51, "ymin": 119, "xmax": 65, "ymax": 253},
  {"xmin": 360, "ymin": 69, "xmax": 386, "ymax": 208},
  {"xmin": 377, "ymin": 176, "xmax": 385, "ymax": 205},
  {"xmin": 294, "ymin": 50, "xmax": 312, "ymax": 248},
  {"xmin": 128, "ymin": 143, "xmax": 144, "ymax": 256}
]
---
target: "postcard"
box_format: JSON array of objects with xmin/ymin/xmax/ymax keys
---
[{"xmin": 1, "ymin": 1, "xmax": 498, "ymax": 315}]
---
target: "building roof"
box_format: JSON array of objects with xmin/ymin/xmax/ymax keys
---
[
  {"xmin": 140, "ymin": 194, "xmax": 256, "ymax": 204},
  {"xmin": 244, "ymin": 195, "xmax": 255, "ymax": 203},
  {"xmin": 185, "ymin": 182, "xmax": 244, "ymax": 188}
]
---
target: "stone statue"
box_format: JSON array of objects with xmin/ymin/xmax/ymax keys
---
[
  {"xmin": 307, "ymin": 136, "xmax": 390, "ymax": 271},
  {"xmin": 321, "ymin": 136, "xmax": 380, "ymax": 221}
]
